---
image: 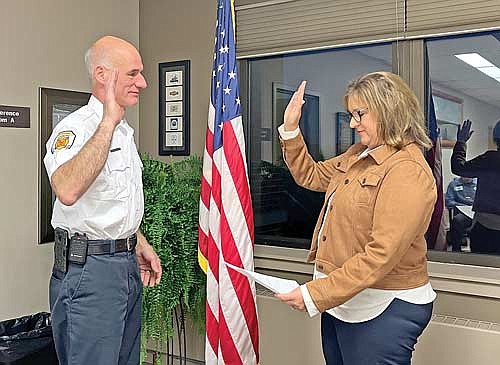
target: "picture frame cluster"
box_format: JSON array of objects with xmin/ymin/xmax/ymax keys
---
[{"xmin": 159, "ymin": 60, "xmax": 190, "ymax": 156}]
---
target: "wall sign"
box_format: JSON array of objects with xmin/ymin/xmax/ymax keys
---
[
  {"xmin": 0, "ymin": 105, "xmax": 30, "ymax": 128},
  {"xmin": 159, "ymin": 60, "xmax": 190, "ymax": 156}
]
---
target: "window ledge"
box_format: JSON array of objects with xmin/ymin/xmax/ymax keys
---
[{"xmin": 254, "ymin": 244, "xmax": 500, "ymax": 299}]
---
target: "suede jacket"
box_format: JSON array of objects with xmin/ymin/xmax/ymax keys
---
[{"xmin": 280, "ymin": 134, "xmax": 437, "ymax": 312}]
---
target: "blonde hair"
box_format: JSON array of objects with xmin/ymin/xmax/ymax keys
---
[{"xmin": 344, "ymin": 71, "xmax": 432, "ymax": 150}]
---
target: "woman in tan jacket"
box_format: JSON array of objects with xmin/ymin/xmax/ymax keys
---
[{"xmin": 276, "ymin": 71, "xmax": 437, "ymax": 364}]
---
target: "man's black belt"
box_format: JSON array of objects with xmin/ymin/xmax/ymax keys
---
[
  {"xmin": 54, "ymin": 228, "xmax": 138, "ymax": 272},
  {"xmin": 82, "ymin": 234, "xmax": 137, "ymax": 255}
]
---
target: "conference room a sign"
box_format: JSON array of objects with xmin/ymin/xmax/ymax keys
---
[{"xmin": 0, "ymin": 105, "xmax": 30, "ymax": 128}]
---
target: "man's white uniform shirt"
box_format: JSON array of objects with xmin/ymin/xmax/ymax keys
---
[{"xmin": 43, "ymin": 95, "xmax": 144, "ymax": 240}]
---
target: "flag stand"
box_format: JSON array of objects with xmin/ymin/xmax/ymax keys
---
[
  {"xmin": 150, "ymin": 300, "xmax": 187, "ymax": 365},
  {"xmin": 166, "ymin": 301, "xmax": 187, "ymax": 365}
]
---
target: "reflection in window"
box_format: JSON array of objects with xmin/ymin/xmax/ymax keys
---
[
  {"xmin": 247, "ymin": 44, "xmax": 392, "ymax": 248},
  {"xmin": 428, "ymin": 31, "xmax": 500, "ymax": 256},
  {"xmin": 52, "ymin": 103, "xmax": 82, "ymax": 126}
]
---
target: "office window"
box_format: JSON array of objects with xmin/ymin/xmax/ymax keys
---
[
  {"xmin": 427, "ymin": 31, "xmax": 500, "ymax": 258},
  {"xmin": 246, "ymin": 44, "xmax": 392, "ymax": 249}
]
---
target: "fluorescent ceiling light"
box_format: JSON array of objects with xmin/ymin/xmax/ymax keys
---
[
  {"xmin": 455, "ymin": 53, "xmax": 500, "ymax": 83},
  {"xmin": 481, "ymin": 66, "xmax": 500, "ymax": 79},
  {"xmin": 455, "ymin": 53, "xmax": 494, "ymax": 68}
]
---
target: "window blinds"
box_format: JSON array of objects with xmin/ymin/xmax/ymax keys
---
[
  {"xmin": 235, "ymin": 0, "xmax": 500, "ymax": 58},
  {"xmin": 235, "ymin": 0, "xmax": 404, "ymax": 57},
  {"xmin": 406, "ymin": 0, "xmax": 500, "ymax": 37}
]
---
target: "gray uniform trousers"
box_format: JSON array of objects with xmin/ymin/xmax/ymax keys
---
[{"xmin": 49, "ymin": 251, "xmax": 142, "ymax": 365}]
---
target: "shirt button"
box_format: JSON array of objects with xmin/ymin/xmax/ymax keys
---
[
  {"xmin": 317, "ymin": 264, "xmax": 324, "ymax": 270},
  {"xmin": 344, "ymin": 179, "xmax": 349, "ymax": 184},
  {"xmin": 322, "ymin": 235, "xmax": 327, "ymax": 241}
]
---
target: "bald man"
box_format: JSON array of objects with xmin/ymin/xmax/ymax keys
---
[{"xmin": 43, "ymin": 36, "xmax": 161, "ymax": 364}]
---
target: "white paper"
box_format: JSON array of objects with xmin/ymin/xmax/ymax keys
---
[
  {"xmin": 225, "ymin": 262, "xmax": 299, "ymax": 294},
  {"xmin": 456, "ymin": 205, "xmax": 474, "ymax": 219}
]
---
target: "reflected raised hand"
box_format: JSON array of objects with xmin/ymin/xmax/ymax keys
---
[{"xmin": 457, "ymin": 119, "xmax": 474, "ymax": 143}]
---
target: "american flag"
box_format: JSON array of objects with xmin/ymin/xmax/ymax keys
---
[
  {"xmin": 198, "ymin": 0, "xmax": 259, "ymax": 364},
  {"xmin": 425, "ymin": 44, "xmax": 447, "ymax": 250}
]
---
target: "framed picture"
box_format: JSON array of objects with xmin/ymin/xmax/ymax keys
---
[
  {"xmin": 166, "ymin": 86, "xmax": 183, "ymax": 101},
  {"xmin": 166, "ymin": 70, "xmax": 183, "ymax": 86},
  {"xmin": 433, "ymin": 91, "xmax": 463, "ymax": 148},
  {"xmin": 39, "ymin": 87, "xmax": 91, "ymax": 244},
  {"xmin": 335, "ymin": 111, "xmax": 355, "ymax": 155},
  {"xmin": 272, "ymin": 82, "xmax": 320, "ymax": 164},
  {"xmin": 166, "ymin": 101, "xmax": 183, "ymax": 116},
  {"xmin": 159, "ymin": 60, "xmax": 190, "ymax": 156}
]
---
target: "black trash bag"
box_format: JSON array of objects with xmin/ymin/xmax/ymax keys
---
[{"xmin": 0, "ymin": 312, "xmax": 58, "ymax": 365}]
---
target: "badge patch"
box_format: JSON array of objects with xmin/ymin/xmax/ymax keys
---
[{"xmin": 52, "ymin": 131, "xmax": 76, "ymax": 153}]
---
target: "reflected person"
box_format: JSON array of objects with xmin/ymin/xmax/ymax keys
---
[
  {"xmin": 276, "ymin": 72, "xmax": 437, "ymax": 365},
  {"xmin": 451, "ymin": 119, "xmax": 500, "ymax": 254},
  {"xmin": 445, "ymin": 176, "xmax": 476, "ymax": 252}
]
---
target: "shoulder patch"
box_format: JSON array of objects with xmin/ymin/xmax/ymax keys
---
[{"xmin": 52, "ymin": 131, "xmax": 76, "ymax": 153}]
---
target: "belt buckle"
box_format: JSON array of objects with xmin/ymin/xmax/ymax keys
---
[{"xmin": 126, "ymin": 236, "xmax": 132, "ymax": 251}]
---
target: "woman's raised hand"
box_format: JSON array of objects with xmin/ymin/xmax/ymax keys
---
[{"xmin": 283, "ymin": 81, "xmax": 307, "ymax": 131}]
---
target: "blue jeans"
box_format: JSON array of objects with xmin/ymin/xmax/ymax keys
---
[
  {"xmin": 321, "ymin": 298, "xmax": 433, "ymax": 365},
  {"xmin": 49, "ymin": 251, "xmax": 142, "ymax": 365},
  {"xmin": 450, "ymin": 210, "xmax": 472, "ymax": 252}
]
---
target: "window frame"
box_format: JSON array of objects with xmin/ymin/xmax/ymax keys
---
[{"xmin": 240, "ymin": 32, "xmax": 500, "ymax": 269}]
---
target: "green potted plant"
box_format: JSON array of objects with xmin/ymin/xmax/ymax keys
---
[{"xmin": 140, "ymin": 154, "xmax": 206, "ymax": 364}]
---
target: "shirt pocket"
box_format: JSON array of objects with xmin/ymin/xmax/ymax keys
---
[
  {"xmin": 107, "ymin": 148, "xmax": 129, "ymax": 172},
  {"xmin": 354, "ymin": 172, "xmax": 381, "ymax": 206},
  {"xmin": 103, "ymin": 147, "xmax": 131, "ymax": 199}
]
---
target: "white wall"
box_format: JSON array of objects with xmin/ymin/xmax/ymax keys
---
[
  {"xmin": 0, "ymin": 0, "xmax": 139, "ymax": 320},
  {"xmin": 139, "ymin": 0, "xmax": 216, "ymax": 161}
]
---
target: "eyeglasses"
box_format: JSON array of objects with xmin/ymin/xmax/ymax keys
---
[{"xmin": 348, "ymin": 108, "xmax": 369, "ymax": 123}]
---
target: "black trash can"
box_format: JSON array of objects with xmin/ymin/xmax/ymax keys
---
[{"xmin": 0, "ymin": 312, "xmax": 58, "ymax": 365}]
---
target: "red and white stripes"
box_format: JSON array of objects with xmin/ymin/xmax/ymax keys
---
[{"xmin": 199, "ymin": 103, "xmax": 259, "ymax": 365}]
